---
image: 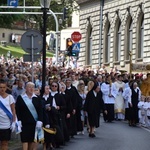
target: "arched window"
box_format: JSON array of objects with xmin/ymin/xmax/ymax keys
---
[
  {"xmin": 125, "ymin": 17, "xmax": 133, "ymax": 60},
  {"xmin": 117, "ymin": 22, "xmax": 121, "ymax": 61},
  {"xmin": 137, "ymin": 14, "xmax": 144, "ymax": 58},
  {"xmin": 114, "ymin": 20, "xmax": 121, "ymax": 61},
  {"xmin": 105, "ymin": 23, "xmax": 110, "ymax": 63},
  {"xmin": 86, "ymin": 23, "xmax": 92, "ymax": 65},
  {"xmin": 129, "ymin": 19, "xmax": 133, "ymax": 58}
]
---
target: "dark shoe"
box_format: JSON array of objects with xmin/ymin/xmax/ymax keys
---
[
  {"xmin": 107, "ymin": 120, "xmax": 112, "ymax": 123},
  {"xmin": 128, "ymin": 121, "xmax": 132, "ymax": 126},
  {"xmin": 89, "ymin": 133, "xmax": 96, "ymax": 138},
  {"xmin": 132, "ymin": 124, "xmax": 136, "ymax": 127},
  {"xmin": 91, "ymin": 133, "xmax": 96, "ymax": 137},
  {"xmin": 87, "ymin": 127, "xmax": 89, "ymax": 132}
]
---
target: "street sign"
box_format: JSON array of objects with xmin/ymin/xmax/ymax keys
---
[
  {"xmin": 7, "ymin": 0, "xmax": 18, "ymax": 7},
  {"xmin": 23, "ymin": 54, "xmax": 41, "ymax": 62},
  {"xmin": 72, "ymin": 43, "xmax": 80, "ymax": 52},
  {"xmin": 21, "ymin": 30, "xmax": 43, "ymax": 54},
  {"xmin": 71, "ymin": 32, "xmax": 82, "ymax": 43}
]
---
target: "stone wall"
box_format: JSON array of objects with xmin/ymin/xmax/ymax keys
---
[
  {"xmin": 79, "ymin": 0, "xmax": 101, "ymax": 67},
  {"xmin": 78, "ymin": 0, "xmax": 150, "ymax": 72}
]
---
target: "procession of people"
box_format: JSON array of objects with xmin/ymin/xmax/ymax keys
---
[{"xmin": 0, "ymin": 55, "xmax": 150, "ymax": 150}]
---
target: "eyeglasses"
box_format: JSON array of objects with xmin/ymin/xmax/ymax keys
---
[
  {"xmin": 0, "ymin": 87, "xmax": 6, "ymax": 88},
  {"xmin": 51, "ymin": 85, "xmax": 57, "ymax": 87}
]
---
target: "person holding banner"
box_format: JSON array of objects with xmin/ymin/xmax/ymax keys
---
[
  {"xmin": 141, "ymin": 73, "xmax": 150, "ymax": 97},
  {"xmin": 0, "ymin": 80, "xmax": 16, "ymax": 150},
  {"xmin": 16, "ymin": 82, "xmax": 43, "ymax": 150}
]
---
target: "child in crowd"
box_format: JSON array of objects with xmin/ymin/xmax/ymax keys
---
[
  {"xmin": 144, "ymin": 96, "xmax": 150, "ymax": 128},
  {"xmin": 138, "ymin": 95, "xmax": 146, "ymax": 127}
]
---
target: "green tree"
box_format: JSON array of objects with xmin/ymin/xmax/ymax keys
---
[
  {"xmin": 0, "ymin": 1, "xmax": 23, "ymax": 28},
  {"xmin": 0, "ymin": 0, "xmax": 78, "ymax": 30}
]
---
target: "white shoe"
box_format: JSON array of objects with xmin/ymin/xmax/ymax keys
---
[
  {"xmin": 81, "ymin": 131, "xmax": 84, "ymax": 135},
  {"xmin": 77, "ymin": 132, "xmax": 81, "ymax": 135}
]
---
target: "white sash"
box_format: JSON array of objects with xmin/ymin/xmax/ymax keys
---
[{"xmin": 21, "ymin": 94, "xmax": 38, "ymax": 121}]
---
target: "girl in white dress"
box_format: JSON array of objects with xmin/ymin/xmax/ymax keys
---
[
  {"xmin": 144, "ymin": 96, "xmax": 150, "ymax": 128},
  {"xmin": 138, "ymin": 95, "xmax": 146, "ymax": 126}
]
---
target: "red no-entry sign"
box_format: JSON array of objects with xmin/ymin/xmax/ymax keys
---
[{"xmin": 71, "ymin": 31, "xmax": 82, "ymax": 43}]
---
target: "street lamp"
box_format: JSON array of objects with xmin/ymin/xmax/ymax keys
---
[{"xmin": 39, "ymin": 0, "xmax": 52, "ymax": 94}]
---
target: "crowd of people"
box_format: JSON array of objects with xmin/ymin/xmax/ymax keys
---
[{"xmin": 0, "ymin": 55, "xmax": 150, "ymax": 150}]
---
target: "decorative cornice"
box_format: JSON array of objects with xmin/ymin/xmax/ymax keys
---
[
  {"xmin": 122, "ymin": 8, "xmax": 130, "ymax": 28},
  {"xmin": 85, "ymin": 16, "xmax": 94, "ymax": 32},
  {"xmin": 134, "ymin": 4, "xmax": 144, "ymax": 24},
  {"xmin": 103, "ymin": 13, "xmax": 112, "ymax": 30},
  {"xmin": 111, "ymin": 10, "xmax": 123, "ymax": 29},
  {"xmin": 77, "ymin": 0, "xmax": 92, "ymax": 4},
  {"xmin": 123, "ymin": 6, "xmax": 138, "ymax": 28},
  {"xmin": 77, "ymin": 0, "xmax": 98, "ymax": 5},
  {"xmin": 112, "ymin": 12, "xmax": 119, "ymax": 29},
  {"xmin": 103, "ymin": 14, "xmax": 108, "ymax": 29}
]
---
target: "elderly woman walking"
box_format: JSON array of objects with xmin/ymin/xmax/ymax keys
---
[{"xmin": 84, "ymin": 82, "xmax": 107, "ymax": 138}]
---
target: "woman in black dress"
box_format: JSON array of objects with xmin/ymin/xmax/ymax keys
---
[
  {"xmin": 41, "ymin": 85, "xmax": 53, "ymax": 150},
  {"xmin": 84, "ymin": 82, "xmax": 107, "ymax": 137},
  {"xmin": 44, "ymin": 81, "xmax": 65, "ymax": 148},
  {"xmin": 59, "ymin": 81, "xmax": 73, "ymax": 142}
]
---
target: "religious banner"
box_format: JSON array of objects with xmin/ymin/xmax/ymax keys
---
[{"xmin": 132, "ymin": 64, "xmax": 150, "ymax": 71}]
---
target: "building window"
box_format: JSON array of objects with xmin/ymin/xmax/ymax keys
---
[
  {"xmin": 137, "ymin": 14, "xmax": 144, "ymax": 58},
  {"xmin": 105, "ymin": 23, "xmax": 110, "ymax": 63},
  {"xmin": 2, "ymin": 33, "xmax": 5, "ymax": 38},
  {"xmin": 125, "ymin": 17, "xmax": 133, "ymax": 60},
  {"xmin": 114, "ymin": 20, "xmax": 121, "ymax": 61},
  {"xmin": 128, "ymin": 19, "xmax": 133, "ymax": 58},
  {"xmin": 86, "ymin": 24, "xmax": 92, "ymax": 65}
]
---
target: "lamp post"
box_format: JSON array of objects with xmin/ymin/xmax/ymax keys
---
[{"xmin": 39, "ymin": 0, "xmax": 51, "ymax": 94}]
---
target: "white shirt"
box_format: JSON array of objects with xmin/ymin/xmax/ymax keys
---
[
  {"xmin": 101, "ymin": 83, "xmax": 116, "ymax": 104},
  {"xmin": 93, "ymin": 90, "xmax": 97, "ymax": 97},
  {"xmin": 43, "ymin": 94, "xmax": 49, "ymax": 101},
  {"xmin": 51, "ymin": 91, "xmax": 58, "ymax": 108},
  {"xmin": 0, "ymin": 95, "xmax": 15, "ymax": 129}
]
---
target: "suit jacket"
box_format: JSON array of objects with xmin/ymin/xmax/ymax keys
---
[
  {"xmin": 16, "ymin": 95, "xmax": 43, "ymax": 125},
  {"xmin": 84, "ymin": 90, "xmax": 105, "ymax": 115}
]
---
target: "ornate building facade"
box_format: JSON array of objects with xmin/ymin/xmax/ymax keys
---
[{"xmin": 77, "ymin": 0, "xmax": 150, "ymax": 72}]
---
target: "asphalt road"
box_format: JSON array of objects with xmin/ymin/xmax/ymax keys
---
[
  {"xmin": 51, "ymin": 119, "xmax": 150, "ymax": 150},
  {"xmin": 11, "ymin": 118, "xmax": 150, "ymax": 150}
]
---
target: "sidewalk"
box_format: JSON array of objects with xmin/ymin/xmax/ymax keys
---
[
  {"xmin": 8, "ymin": 133, "xmax": 22, "ymax": 150},
  {"xmin": 8, "ymin": 134, "xmax": 43, "ymax": 150},
  {"xmin": 8, "ymin": 138, "xmax": 22, "ymax": 150}
]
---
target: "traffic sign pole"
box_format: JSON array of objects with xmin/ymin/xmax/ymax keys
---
[
  {"xmin": 31, "ymin": 35, "xmax": 34, "ymax": 83},
  {"xmin": 21, "ymin": 30, "xmax": 43, "ymax": 82}
]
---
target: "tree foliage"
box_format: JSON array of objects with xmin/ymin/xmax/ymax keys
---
[
  {"xmin": 0, "ymin": 0, "xmax": 78, "ymax": 30},
  {"xmin": 0, "ymin": 1, "xmax": 23, "ymax": 28}
]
